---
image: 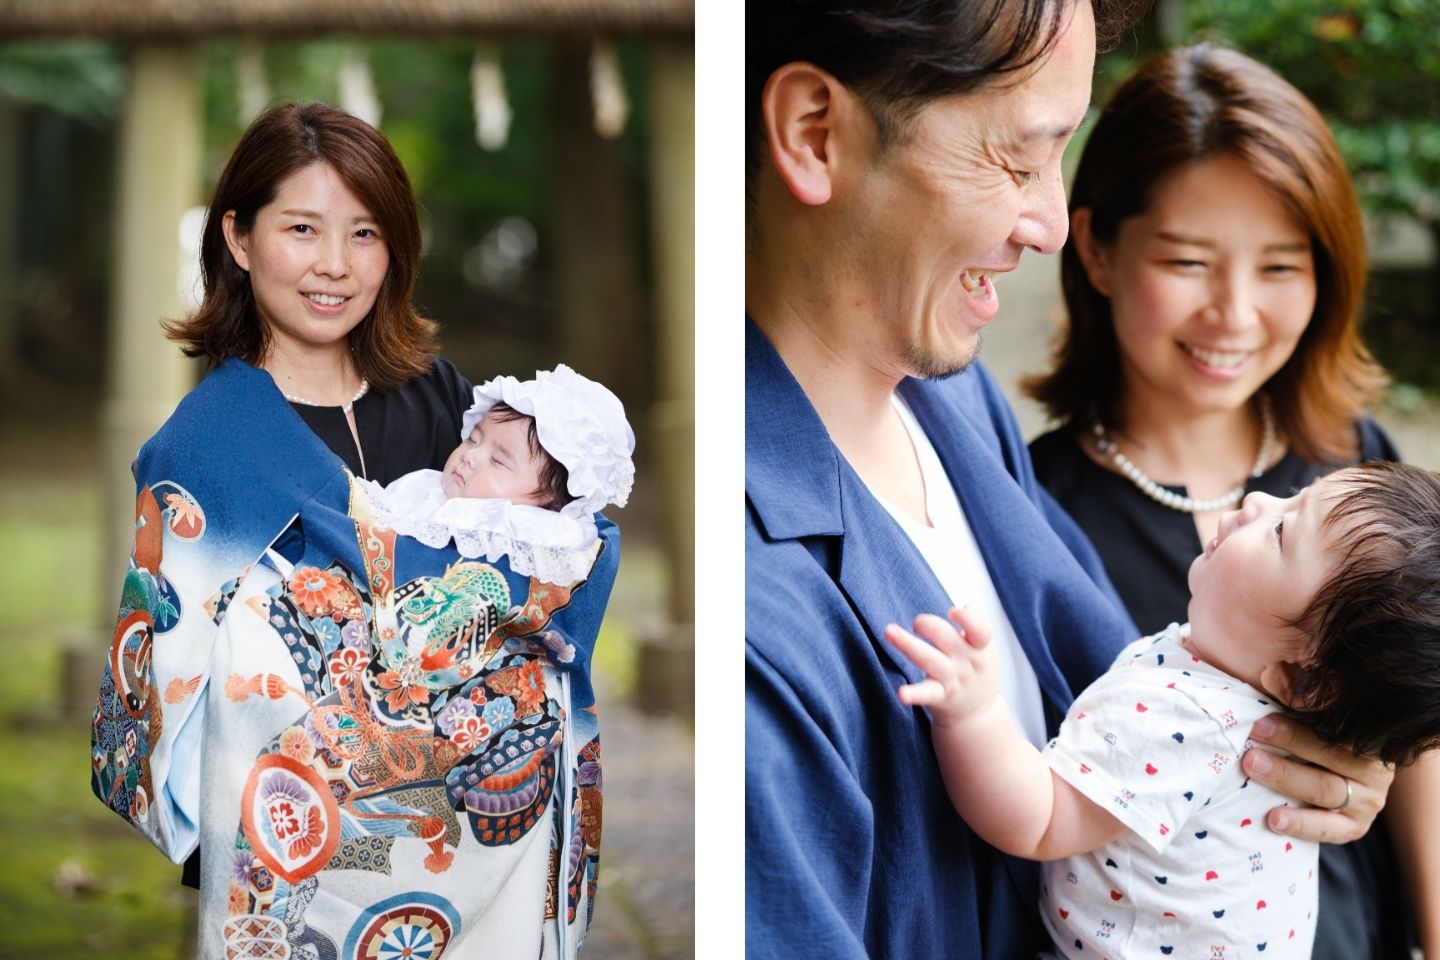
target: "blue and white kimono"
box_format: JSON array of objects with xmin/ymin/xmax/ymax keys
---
[{"xmin": 91, "ymin": 359, "xmax": 618, "ymax": 960}]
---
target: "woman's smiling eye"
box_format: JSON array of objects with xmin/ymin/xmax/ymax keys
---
[
  {"xmin": 291, "ymin": 223, "xmax": 315, "ymax": 235},
  {"xmin": 1273, "ymin": 516, "xmax": 1284, "ymax": 546}
]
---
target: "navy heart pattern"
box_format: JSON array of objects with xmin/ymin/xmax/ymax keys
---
[
  {"xmin": 1195, "ymin": 830, "xmax": 1208, "ymax": 839},
  {"xmin": 1183, "ymin": 791, "xmax": 1194, "ymax": 801},
  {"xmin": 1171, "ymin": 732, "xmax": 1184, "ymax": 743},
  {"xmin": 1213, "ymin": 909, "xmax": 1225, "ymax": 918},
  {"xmin": 1154, "ymin": 875, "xmax": 1167, "ymax": 884},
  {"xmin": 1105, "ymin": 858, "xmax": 1117, "ymax": 868},
  {"xmin": 1160, "ymin": 948, "xmax": 1174, "ymax": 956}
]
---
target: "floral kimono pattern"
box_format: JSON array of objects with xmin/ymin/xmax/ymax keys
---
[{"xmin": 91, "ymin": 360, "xmax": 617, "ymax": 960}]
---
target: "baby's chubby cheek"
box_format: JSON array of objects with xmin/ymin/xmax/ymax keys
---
[{"xmin": 439, "ymin": 455, "xmax": 464, "ymax": 498}]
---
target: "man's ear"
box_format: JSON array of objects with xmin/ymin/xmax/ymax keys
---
[
  {"xmin": 760, "ymin": 63, "xmax": 861, "ymax": 207},
  {"xmin": 221, "ymin": 210, "xmax": 251, "ymax": 272},
  {"xmin": 1070, "ymin": 207, "xmax": 1112, "ymax": 297}
]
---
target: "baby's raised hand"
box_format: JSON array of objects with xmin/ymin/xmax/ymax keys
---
[{"xmin": 884, "ymin": 605, "xmax": 1000, "ymax": 729}]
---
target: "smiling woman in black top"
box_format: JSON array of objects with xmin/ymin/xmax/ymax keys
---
[
  {"xmin": 161, "ymin": 101, "xmax": 475, "ymax": 888},
  {"xmin": 1026, "ymin": 45, "xmax": 1426, "ymax": 956}
]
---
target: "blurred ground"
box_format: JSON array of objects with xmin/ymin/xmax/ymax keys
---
[{"xmin": 582, "ymin": 673, "xmax": 695, "ymax": 960}]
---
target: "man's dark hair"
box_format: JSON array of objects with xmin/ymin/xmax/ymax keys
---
[
  {"xmin": 489, "ymin": 403, "xmax": 573, "ymax": 512},
  {"xmin": 1284, "ymin": 461, "xmax": 1440, "ymax": 766},
  {"xmin": 746, "ymin": 0, "xmax": 1152, "ymax": 178}
]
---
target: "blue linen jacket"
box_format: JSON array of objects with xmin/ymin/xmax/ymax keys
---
[{"xmin": 745, "ymin": 318, "xmax": 1139, "ymax": 958}]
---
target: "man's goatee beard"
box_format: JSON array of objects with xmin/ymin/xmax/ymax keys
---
[{"xmin": 903, "ymin": 334, "xmax": 981, "ymax": 382}]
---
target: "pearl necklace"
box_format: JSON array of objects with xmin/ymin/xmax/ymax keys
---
[
  {"xmin": 282, "ymin": 378, "xmax": 371, "ymax": 414},
  {"xmin": 1092, "ymin": 397, "xmax": 1274, "ymax": 514}
]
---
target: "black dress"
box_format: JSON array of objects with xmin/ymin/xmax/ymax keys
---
[
  {"xmin": 180, "ymin": 356, "xmax": 474, "ymax": 888},
  {"xmin": 1031, "ymin": 417, "xmax": 1412, "ymax": 959}
]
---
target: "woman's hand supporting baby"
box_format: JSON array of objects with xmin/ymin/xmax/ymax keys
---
[
  {"xmin": 886, "ymin": 606, "xmax": 1127, "ymax": 862},
  {"xmin": 1242, "ymin": 715, "xmax": 1394, "ymax": 843}
]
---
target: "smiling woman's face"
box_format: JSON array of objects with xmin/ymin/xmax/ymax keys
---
[
  {"xmin": 223, "ymin": 161, "xmax": 390, "ymax": 358},
  {"xmin": 1084, "ymin": 154, "xmax": 1318, "ymax": 420}
]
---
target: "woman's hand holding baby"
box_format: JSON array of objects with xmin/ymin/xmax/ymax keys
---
[
  {"xmin": 884, "ymin": 606, "xmax": 1000, "ymax": 729},
  {"xmin": 1244, "ymin": 714, "xmax": 1394, "ymax": 844}
]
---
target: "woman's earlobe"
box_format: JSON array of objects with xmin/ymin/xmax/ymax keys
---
[
  {"xmin": 1070, "ymin": 207, "xmax": 1111, "ymax": 297},
  {"xmin": 221, "ymin": 210, "xmax": 251, "ymax": 272}
]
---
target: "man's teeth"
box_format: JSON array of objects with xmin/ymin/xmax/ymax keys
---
[
  {"xmin": 1181, "ymin": 343, "xmax": 1249, "ymax": 369},
  {"xmin": 305, "ymin": 293, "xmax": 347, "ymax": 306},
  {"xmin": 960, "ymin": 270, "xmax": 991, "ymax": 299}
]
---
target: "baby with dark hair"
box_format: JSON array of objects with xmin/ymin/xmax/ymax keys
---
[
  {"xmin": 359, "ymin": 364, "xmax": 635, "ymax": 585},
  {"xmin": 888, "ymin": 460, "xmax": 1440, "ymax": 955}
]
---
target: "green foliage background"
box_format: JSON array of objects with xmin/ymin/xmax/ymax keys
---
[{"xmin": 1184, "ymin": 0, "xmax": 1440, "ymax": 228}]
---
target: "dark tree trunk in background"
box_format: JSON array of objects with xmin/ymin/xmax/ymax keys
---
[{"xmin": 547, "ymin": 41, "xmax": 648, "ymax": 414}]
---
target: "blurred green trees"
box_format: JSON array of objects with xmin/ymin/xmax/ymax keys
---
[
  {"xmin": 0, "ymin": 37, "xmax": 657, "ymax": 403},
  {"xmin": 1185, "ymin": 0, "xmax": 1440, "ymax": 233},
  {"xmin": 0, "ymin": 40, "xmax": 121, "ymax": 122}
]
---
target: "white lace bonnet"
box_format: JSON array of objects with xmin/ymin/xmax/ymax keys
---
[{"xmin": 460, "ymin": 364, "xmax": 636, "ymax": 520}]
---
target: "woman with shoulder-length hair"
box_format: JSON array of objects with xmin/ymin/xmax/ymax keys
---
[
  {"xmin": 166, "ymin": 101, "xmax": 472, "ymax": 479},
  {"xmin": 91, "ymin": 102, "xmax": 617, "ymax": 959},
  {"xmin": 1027, "ymin": 44, "xmax": 1428, "ymax": 955}
]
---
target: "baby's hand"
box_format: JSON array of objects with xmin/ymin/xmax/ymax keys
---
[{"xmin": 885, "ymin": 605, "xmax": 999, "ymax": 729}]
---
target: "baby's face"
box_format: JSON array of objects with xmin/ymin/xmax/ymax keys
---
[
  {"xmin": 441, "ymin": 411, "xmax": 547, "ymax": 506},
  {"xmin": 1185, "ymin": 473, "xmax": 1351, "ymax": 687}
]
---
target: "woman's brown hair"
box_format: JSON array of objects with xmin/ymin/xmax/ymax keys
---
[
  {"xmin": 1024, "ymin": 45, "xmax": 1388, "ymax": 463},
  {"xmin": 165, "ymin": 101, "xmax": 438, "ymax": 391}
]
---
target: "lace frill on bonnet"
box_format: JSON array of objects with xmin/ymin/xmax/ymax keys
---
[
  {"xmin": 359, "ymin": 365, "xmax": 635, "ymax": 585},
  {"xmin": 356, "ymin": 471, "xmax": 603, "ymax": 584}
]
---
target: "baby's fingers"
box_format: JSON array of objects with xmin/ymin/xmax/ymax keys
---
[
  {"xmin": 898, "ymin": 678, "xmax": 946, "ymax": 707},
  {"xmin": 884, "ymin": 622, "xmax": 953, "ymax": 680},
  {"xmin": 909, "ymin": 611, "xmax": 970, "ymax": 656},
  {"xmin": 947, "ymin": 604, "xmax": 992, "ymax": 650}
]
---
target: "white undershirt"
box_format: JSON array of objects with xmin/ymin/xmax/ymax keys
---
[{"xmin": 875, "ymin": 394, "xmax": 1048, "ymax": 748}]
